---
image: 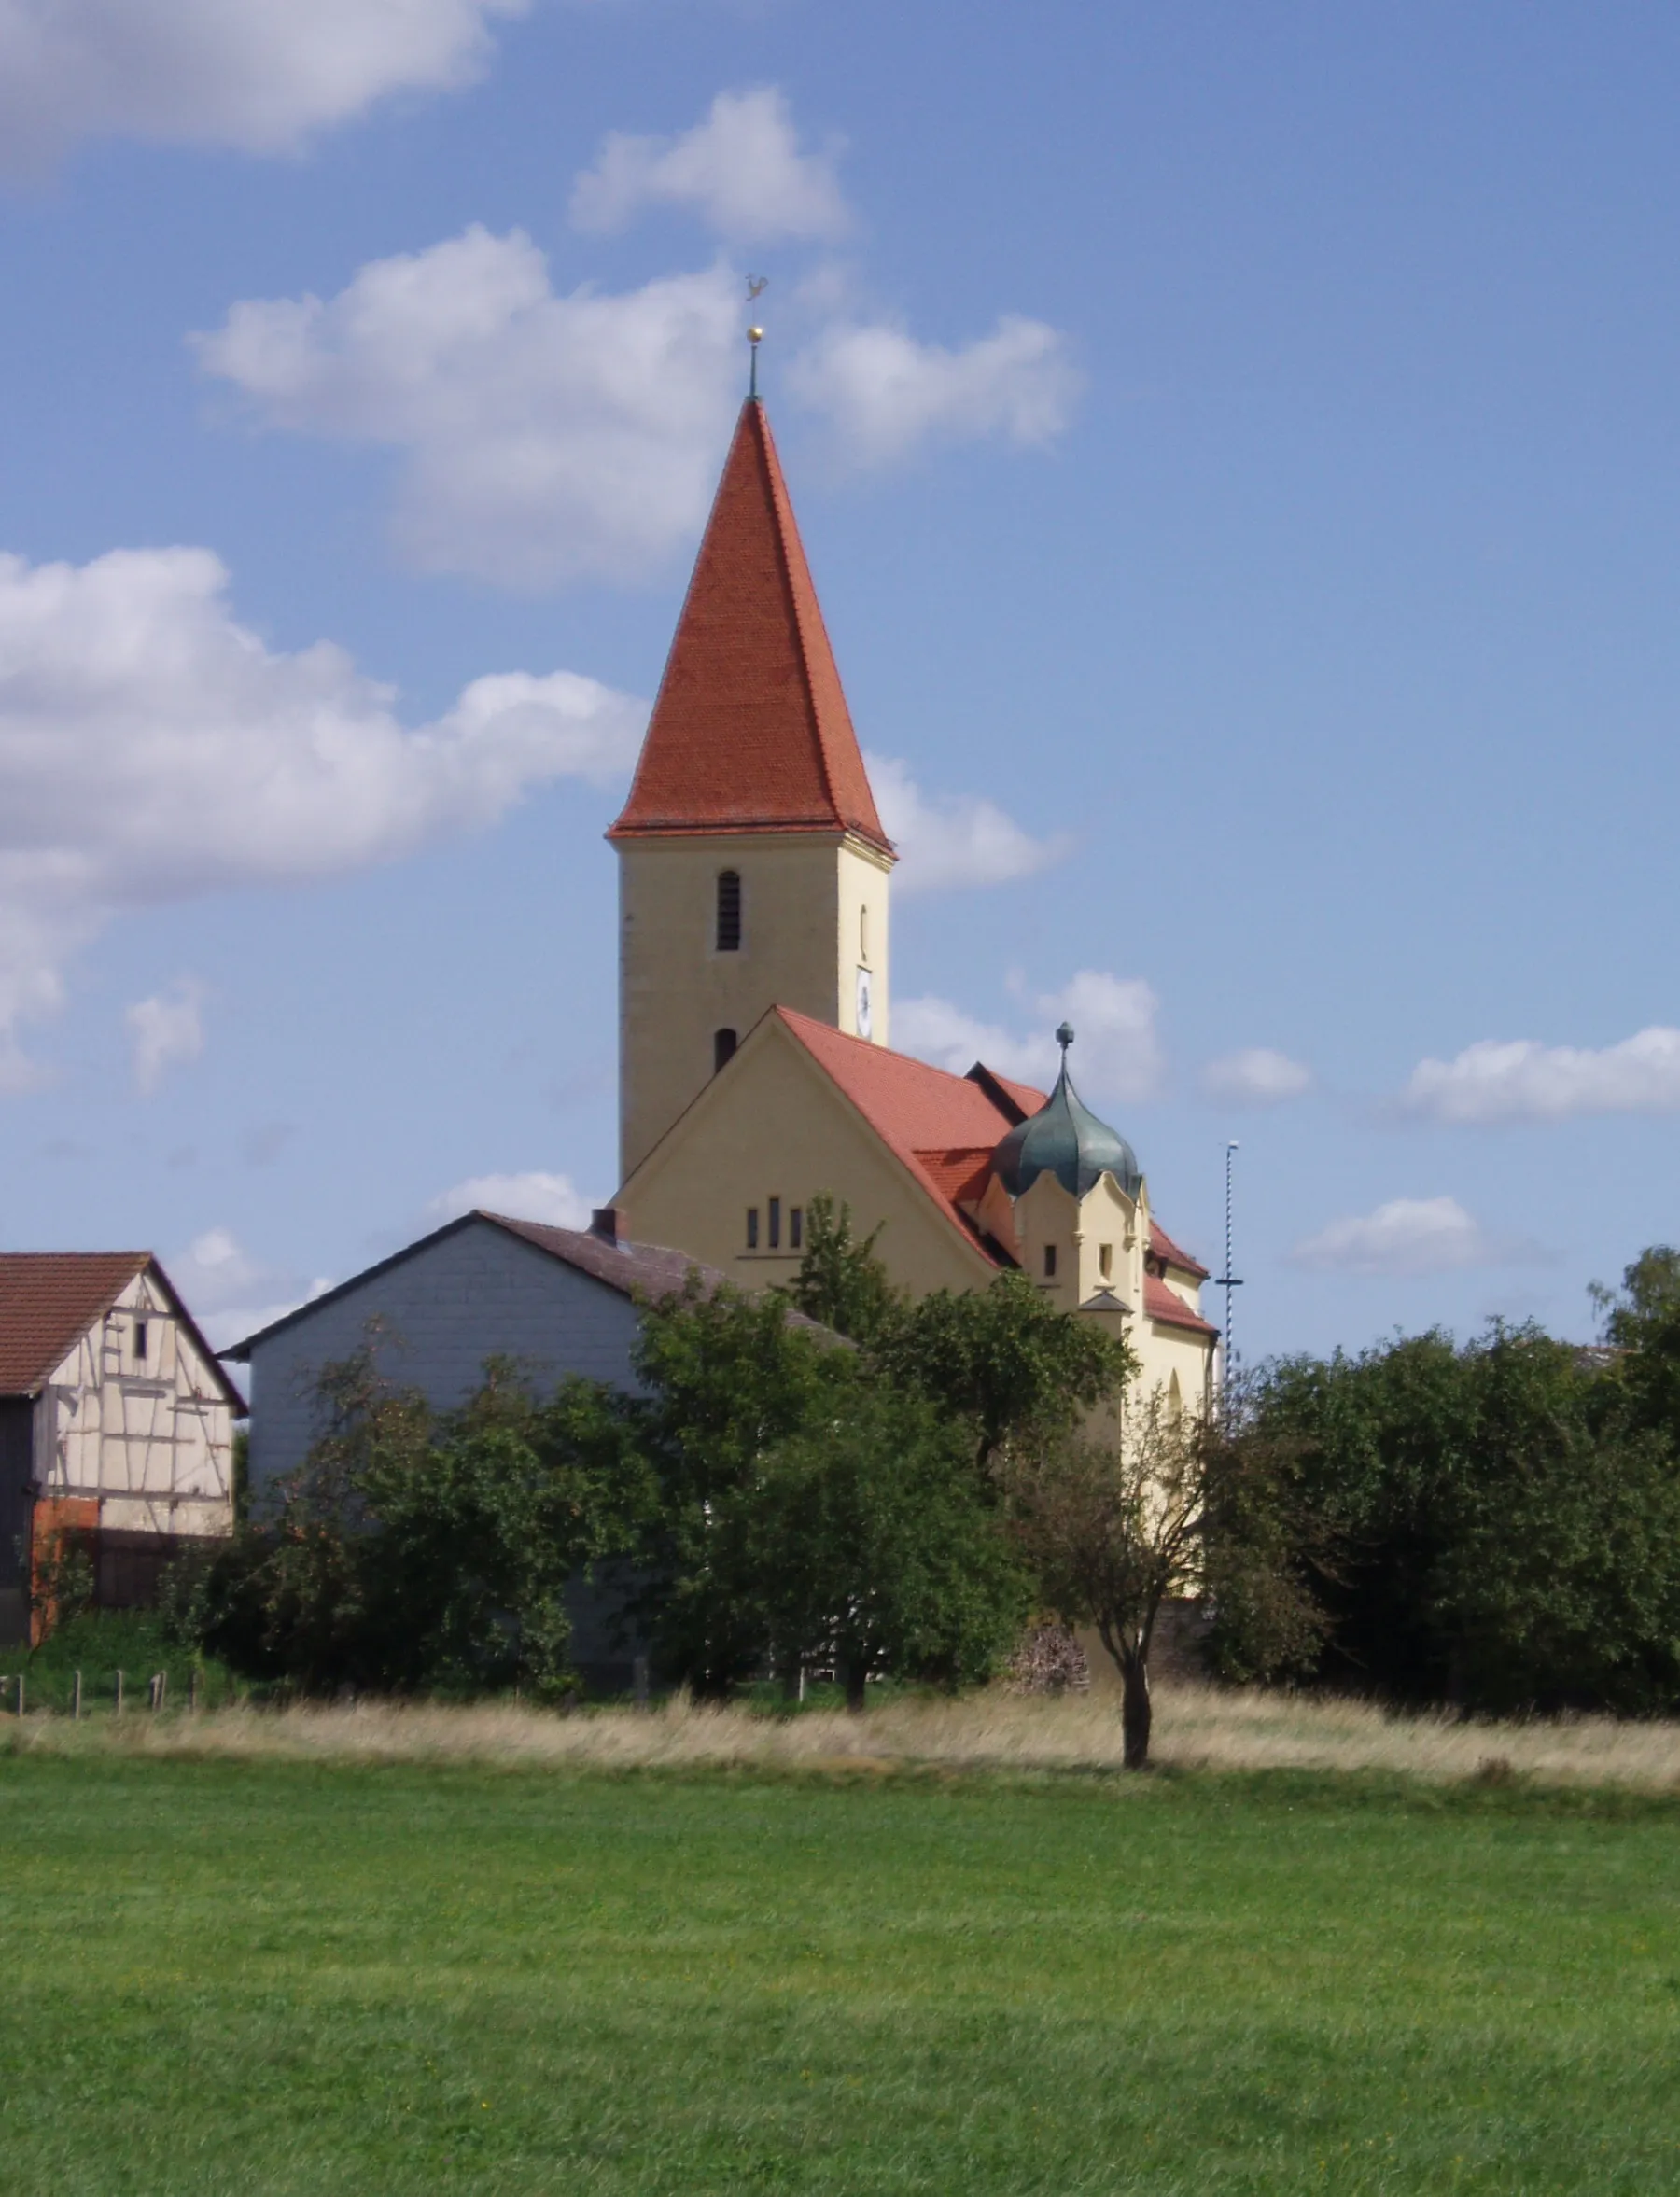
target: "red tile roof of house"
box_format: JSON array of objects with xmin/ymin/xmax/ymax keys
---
[
  {"xmin": 0, "ymin": 1252, "xmax": 148, "ymax": 1394},
  {"xmin": 1149, "ymin": 1221, "xmax": 1210, "ymax": 1280},
  {"xmin": 609, "ymin": 400, "xmax": 891, "ymax": 855},
  {"xmin": 0, "ymin": 1252, "xmax": 245, "ymax": 1407},
  {"xmin": 1144, "ymin": 1272, "xmax": 1219, "ymax": 1338}
]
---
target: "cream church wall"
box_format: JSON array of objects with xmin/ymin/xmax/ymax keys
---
[
  {"xmin": 617, "ymin": 832, "xmax": 892, "ymax": 1180},
  {"xmin": 620, "ymin": 1019, "xmax": 994, "ymax": 1304}
]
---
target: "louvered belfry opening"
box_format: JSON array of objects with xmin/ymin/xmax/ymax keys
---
[{"xmin": 716, "ymin": 870, "xmax": 742, "ymax": 952}]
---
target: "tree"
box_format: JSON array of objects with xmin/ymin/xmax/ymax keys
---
[
  {"xmin": 1592, "ymin": 1244, "xmax": 1680, "ymax": 1439},
  {"xmin": 1238, "ymin": 1316, "xmax": 1680, "ymax": 1713},
  {"xmin": 628, "ymin": 1272, "xmax": 858, "ymax": 1695},
  {"xmin": 177, "ymin": 1343, "xmax": 654, "ymax": 1697},
  {"xmin": 1002, "ymin": 1390, "xmax": 1203, "ymax": 1769},
  {"xmin": 627, "ymin": 1269, "xmax": 1030, "ymax": 1700},
  {"xmin": 786, "ymin": 1192, "xmax": 906, "ymax": 1346},
  {"xmin": 1196, "ymin": 1387, "xmax": 1337, "ymax": 1687},
  {"xmin": 883, "ymin": 1271, "xmax": 1134, "ymax": 1471},
  {"xmin": 790, "ymin": 1197, "xmax": 1135, "ymax": 1471},
  {"xmin": 752, "ymin": 1385, "xmax": 1031, "ymax": 1707}
]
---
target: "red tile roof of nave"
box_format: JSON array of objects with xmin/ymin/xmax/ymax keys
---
[
  {"xmin": 1149, "ymin": 1221, "xmax": 1210, "ymax": 1280},
  {"xmin": 1144, "ymin": 1272, "xmax": 1219, "ymax": 1339},
  {"xmin": 912, "ymin": 1148, "xmax": 999, "ymax": 1211},
  {"xmin": 0, "ymin": 1252, "xmax": 149, "ymax": 1394},
  {"xmin": 773, "ymin": 1011, "xmax": 1211, "ymax": 1309},
  {"xmin": 609, "ymin": 401, "xmax": 891, "ymax": 854},
  {"xmin": 776, "ymin": 1009, "xmax": 1028, "ymax": 1261}
]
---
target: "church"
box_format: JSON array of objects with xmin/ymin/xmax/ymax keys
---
[{"xmin": 608, "ymin": 389, "xmax": 1219, "ymax": 1411}]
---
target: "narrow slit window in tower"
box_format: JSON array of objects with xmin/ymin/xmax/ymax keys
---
[
  {"xmin": 1043, "ymin": 1245, "xmax": 1057, "ymax": 1280},
  {"xmin": 716, "ymin": 870, "xmax": 742, "ymax": 952},
  {"xmin": 1099, "ymin": 1243, "xmax": 1113, "ymax": 1280},
  {"xmin": 790, "ymin": 1206, "xmax": 804, "ymax": 1251},
  {"xmin": 713, "ymin": 1028, "xmax": 737, "ymax": 1072},
  {"xmin": 860, "ymin": 905, "xmax": 869, "ymax": 960},
  {"xmin": 746, "ymin": 1208, "xmax": 760, "ymax": 1249},
  {"xmin": 768, "ymin": 1197, "xmax": 781, "ymax": 1250}
]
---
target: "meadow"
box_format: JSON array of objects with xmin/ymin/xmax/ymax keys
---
[{"xmin": 5, "ymin": 1690, "xmax": 1680, "ymax": 2193}]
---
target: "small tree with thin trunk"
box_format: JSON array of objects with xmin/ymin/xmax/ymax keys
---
[{"xmin": 1002, "ymin": 1389, "xmax": 1203, "ymax": 1769}]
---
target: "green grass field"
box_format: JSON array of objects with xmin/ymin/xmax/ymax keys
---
[{"xmin": 3, "ymin": 1755, "xmax": 1678, "ymax": 2194}]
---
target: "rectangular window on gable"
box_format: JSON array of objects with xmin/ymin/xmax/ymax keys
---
[
  {"xmin": 747, "ymin": 1207, "xmax": 760, "ymax": 1250},
  {"xmin": 1043, "ymin": 1245, "xmax": 1057, "ymax": 1280},
  {"xmin": 1099, "ymin": 1243, "xmax": 1113, "ymax": 1280},
  {"xmin": 133, "ymin": 1321, "xmax": 148, "ymax": 1365}
]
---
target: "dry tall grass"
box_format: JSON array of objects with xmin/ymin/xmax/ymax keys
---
[{"xmin": 8, "ymin": 1682, "xmax": 1680, "ymax": 1792}]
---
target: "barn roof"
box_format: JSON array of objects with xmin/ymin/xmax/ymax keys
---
[
  {"xmin": 608, "ymin": 399, "xmax": 892, "ymax": 855},
  {"xmin": 221, "ymin": 1210, "xmax": 811, "ymax": 1361},
  {"xmin": 0, "ymin": 1251, "xmax": 245, "ymax": 1407}
]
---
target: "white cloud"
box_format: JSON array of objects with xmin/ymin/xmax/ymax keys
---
[
  {"xmin": 0, "ymin": 542, "xmax": 645, "ymax": 1074},
  {"xmin": 570, "ymin": 87, "xmax": 849, "ymax": 245},
  {"xmin": 896, "ymin": 969, "xmax": 1164, "ymax": 1104},
  {"xmin": 197, "ymin": 232, "xmax": 744, "ymax": 589},
  {"xmin": 867, "ymin": 752, "xmax": 1066, "ymax": 896},
  {"xmin": 789, "ymin": 314, "xmax": 1081, "ymax": 467},
  {"xmin": 894, "ymin": 996, "xmax": 1033, "ymax": 1083},
  {"xmin": 198, "ymin": 226, "xmax": 1080, "ymax": 580},
  {"xmin": 1202, "ymin": 1047, "xmax": 1312, "ymax": 1106},
  {"xmin": 0, "ymin": 0, "xmax": 527, "ymax": 173},
  {"xmin": 126, "ymin": 976, "xmax": 204, "ymax": 1095},
  {"xmin": 166, "ymin": 1224, "xmax": 333, "ymax": 1352},
  {"xmin": 427, "ymin": 1170, "xmax": 595, "ymax": 1229},
  {"xmin": 1400, "ymin": 1028, "xmax": 1680, "ymax": 1125},
  {"xmin": 1041, "ymin": 971, "xmax": 1164, "ymax": 1103},
  {"xmin": 1291, "ymin": 1196, "xmax": 1542, "ymax": 1278}
]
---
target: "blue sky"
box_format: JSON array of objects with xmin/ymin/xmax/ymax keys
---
[{"xmin": 3, "ymin": 0, "xmax": 1679, "ymax": 1366}]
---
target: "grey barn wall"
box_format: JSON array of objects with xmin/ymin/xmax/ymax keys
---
[{"xmin": 245, "ymin": 1221, "xmax": 646, "ymax": 1494}]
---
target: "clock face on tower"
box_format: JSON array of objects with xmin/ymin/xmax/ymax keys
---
[{"xmin": 855, "ymin": 966, "xmax": 873, "ymax": 1040}]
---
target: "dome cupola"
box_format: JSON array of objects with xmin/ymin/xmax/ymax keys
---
[{"xmin": 991, "ymin": 1024, "xmax": 1142, "ymax": 1201}]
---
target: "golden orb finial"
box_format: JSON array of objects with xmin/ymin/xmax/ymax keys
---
[{"xmin": 748, "ymin": 325, "xmax": 764, "ymax": 344}]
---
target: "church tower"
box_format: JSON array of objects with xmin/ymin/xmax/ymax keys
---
[{"xmin": 609, "ymin": 398, "xmax": 896, "ymax": 1182}]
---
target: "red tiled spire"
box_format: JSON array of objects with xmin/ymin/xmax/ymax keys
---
[{"xmin": 609, "ymin": 400, "xmax": 892, "ymax": 855}]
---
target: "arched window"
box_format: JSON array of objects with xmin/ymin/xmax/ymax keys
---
[
  {"xmin": 859, "ymin": 904, "xmax": 869, "ymax": 960},
  {"xmin": 713, "ymin": 1028, "xmax": 737, "ymax": 1072},
  {"xmin": 716, "ymin": 870, "xmax": 742, "ymax": 952}
]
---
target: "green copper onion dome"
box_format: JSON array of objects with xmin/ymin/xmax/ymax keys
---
[{"xmin": 991, "ymin": 1024, "xmax": 1142, "ymax": 1201}]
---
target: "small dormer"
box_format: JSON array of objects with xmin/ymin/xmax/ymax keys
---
[{"xmin": 982, "ymin": 1025, "xmax": 1147, "ymax": 1312}]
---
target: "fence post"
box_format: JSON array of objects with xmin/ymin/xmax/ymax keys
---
[
  {"xmin": 633, "ymin": 1655, "xmax": 650, "ymax": 1709},
  {"xmin": 72, "ymin": 1670, "xmax": 82, "ymax": 1721},
  {"xmin": 16, "ymin": 1672, "xmax": 22, "ymax": 1719},
  {"xmin": 189, "ymin": 1667, "xmax": 199, "ymax": 1714},
  {"xmin": 115, "ymin": 1668, "xmax": 124, "ymax": 1717}
]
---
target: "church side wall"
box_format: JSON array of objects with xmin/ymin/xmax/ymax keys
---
[
  {"xmin": 244, "ymin": 1223, "xmax": 644, "ymax": 1494},
  {"xmin": 622, "ymin": 1026, "xmax": 996, "ymax": 1304}
]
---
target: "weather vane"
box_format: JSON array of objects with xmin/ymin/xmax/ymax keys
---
[{"xmin": 746, "ymin": 275, "xmax": 768, "ymax": 398}]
